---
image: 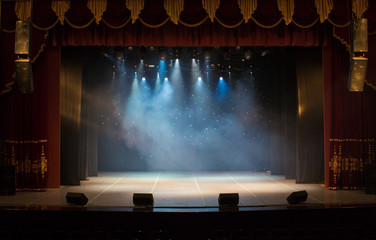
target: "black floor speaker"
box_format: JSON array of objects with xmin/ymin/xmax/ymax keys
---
[
  {"xmin": 287, "ymin": 190, "xmax": 308, "ymax": 204},
  {"xmin": 218, "ymin": 193, "xmax": 239, "ymax": 206},
  {"xmin": 0, "ymin": 166, "xmax": 15, "ymax": 196},
  {"xmin": 365, "ymin": 164, "xmax": 376, "ymax": 194},
  {"xmin": 66, "ymin": 192, "xmax": 88, "ymax": 205},
  {"xmin": 133, "ymin": 193, "xmax": 154, "ymax": 206}
]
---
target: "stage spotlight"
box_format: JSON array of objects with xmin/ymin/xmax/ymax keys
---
[
  {"xmin": 133, "ymin": 193, "xmax": 154, "ymax": 206},
  {"xmin": 149, "ymin": 46, "xmax": 155, "ymax": 51},
  {"xmin": 66, "ymin": 192, "xmax": 88, "ymax": 205},
  {"xmin": 164, "ymin": 77, "xmax": 168, "ymax": 81},
  {"xmin": 198, "ymin": 76, "xmax": 202, "ymax": 81},
  {"xmin": 142, "ymin": 77, "xmax": 146, "ymax": 81},
  {"xmin": 159, "ymin": 48, "xmax": 167, "ymax": 60},
  {"xmin": 115, "ymin": 47, "xmax": 124, "ymax": 60},
  {"xmin": 173, "ymin": 47, "xmax": 182, "ymax": 59},
  {"xmin": 218, "ymin": 193, "xmax": 239, "ymax": 206},
  {"xmin": 223, "ymin": 47, "xmax": 231, "ymax": 61},
  {"xmin": 287, "ymin": 190, "xmax": 308, "ymax": 204},
  {"xmin": 189, "ymin": 48, "xmax": 198, "ymax": 59},
  {"xmin": 139, "ymin": 46, "xmax": 147, "ymax": 60},
  {"xmin": 219, "ymin": 76, "xmax": 223, "ymax": 80},
  {"xmin": 244, "ymin": 49, "xmax": 252, "ymax": 60},
  {"xmin": 204, "ymin": 48, "xmax": 211, "ymax": 60}
]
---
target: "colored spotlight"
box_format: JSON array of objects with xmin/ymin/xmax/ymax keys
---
[{"xmin": 219, "ymin": 77, "xmax": 223, "ymax": 80}]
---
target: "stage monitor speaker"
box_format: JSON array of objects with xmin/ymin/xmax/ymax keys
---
[
  {"xmin": 218, "ymin": 193, "xmax": 239, "ymax": 206},
  {"xmin": 15, "ymin": 21, "xmax": 31, "ymax": 55},
  {"xmin": 66, "ymin": 192, "xmax": 88, "ymax": 205},
  {"xmin": 15, "ymin": 59, "xmax": 34, "ymax": 93},
  {"xmin": 133, "ymin": 193, "xmax": 154, "ymax": 206},
  {"xmin": 348, "ymin": 56, "xmax": 367, "ymax": 91},
  {"xmin": 287, "ymin": 190, "xmax": 308, "ymax": 204},
  {"xmin": 351, "ymin": 18, "xmax": 368, "ymax": 53},
  {"xmin": 0, "ymin": 166, "xmax": 16, "ymax": 196},
  {"xmin": 365, "ymin": 164, "xmax": 376, "ymax": 195}
]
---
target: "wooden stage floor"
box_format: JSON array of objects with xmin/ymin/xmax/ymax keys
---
[{"xmin": 1, "ymin": 171, "xmax": 376, "ymax": 211}]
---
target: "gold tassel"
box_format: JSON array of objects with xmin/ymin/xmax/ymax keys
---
[
  {"xmin": 353, "ymin": 0, "xmax": 368, "ymax": 19},
  {"xmin": 164, "ymin": 0, "xmax": 184, "ymax": 25}
]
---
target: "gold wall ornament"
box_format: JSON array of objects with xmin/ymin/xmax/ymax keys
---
[
  {"xmin": 15, "ymin": 0, "xmax": 32, "ymax": 21},
  {"xmin": 237, "ymin": 0, "xmax": 257, "ymax": 24},
  {"xmin": 315, "ymin": 0, "xmax": 333, "ymax": 23},
  {"xmin": 51, "ymin": 0, "xmax": 70, "ymax": 25},
  {"xmin": 202, "ymin": 0, "xmax": 220, "ymax": 22},
  {"xmin": 164, "ymin": 0, "xmax": 184, "ymax": 25},
  {"xmin": 353, "ymin": 0, "xmax": 368, "ymax": 19},
  {"xmin": 126, "ymin": 0, "xmax": 144, "ymax": 24},
  {"xmin": 87, "ymin": 0, "xmax": 107, "ymax": 24},
  {"xmin": 277, "ymin": 0, "xmax": 294, "ymax": 25}
]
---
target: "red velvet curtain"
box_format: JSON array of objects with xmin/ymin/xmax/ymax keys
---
[{"xmin": 1, "ymin": 0, "xmax": 376, "ymax": 190}]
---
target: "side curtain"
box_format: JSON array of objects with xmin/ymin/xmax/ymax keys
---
[
  {"xmin": 323, "ymin": 37, "xmax": 376, "ymax": 190},
  {"xmin": 60, "ymin": 47, "xmax": 83, "ymax": 185},
  {"xmin": 295, "ymin": 47, "xmax": 324, "ymax": 183}
]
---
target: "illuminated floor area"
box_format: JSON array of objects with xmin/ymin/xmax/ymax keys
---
[{"xmin": 1, "ymin": 171, "xmax": 376, "ymax": 209}]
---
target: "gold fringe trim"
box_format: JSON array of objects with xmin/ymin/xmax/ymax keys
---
[
  {"xmin": 291, "ymin": 17, "xmax": 319, "ymax": 29},
  {"xmin": 32, "ymin": 18, "xmax": 59, "ymax": 31},
  {"xmin": 138, "ymin": 16, "xmax": 170, "ymax": 28},
  {"xmin": 178, "ymin": 16, "xmax": 209, "ymax": 28},
  {"xmin": 250, "ymin": 16, "xmax": 283, "ymax": 29},
  {"xmin": 365, "ymin": 80, "xmax": 376, "ymax": 91},
  {"xmin": 65, "ymin": 17, "xmax": 95, "ymax": 29},
  {"xmin": 102, "ymin": 17, "xmax": 131, "ymax": 29},
  {"xmin": 327, "ymin": 18, "xmax": 351, "ymax": 28},
  {"xmin": 31, "ymin": 31, "xmax": 49, "ymax": 63},
  {"xmin": 332, "ymin": 27, "xmax": 351, "ymax": 53},
  {"xmin": 214, "ymin": 17, "xmax": 244, "ymax": 29},
  {"xmin": 1, "ymin": 27, "xmax": 16, "ymax": 33},
  {"xmin": 329, "ymin": 138, "xmax": 375, "ymax": 142},
  {"xmin": 5, "ymin": 139, "xmax": 48, "ymax": 144}
]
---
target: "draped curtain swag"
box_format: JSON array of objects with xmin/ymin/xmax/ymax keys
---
[
  {"xmin": 126, "ymin": 0, "xmax": 144, "ymax": 24},
  {"xmin": 51, "ymin": 0, "xmax": 70, "ymax": 25},
  {"xmin": 164, "ymin": 0, "xmax": 184, "ymax": 25},
  {"xmin": 15, "ymin": 0, "xmax": 32, "ymax": 21},
  {"xmin": 238, "ymin": 0, "xmax": 257, "ymax": 24},
  {"xmin": 315, "ymin": 0, "xmax": 333, "ymax": 23},
  {"xmin": 1, "ymin": 0, "xmax": 375, "ymax": 191},
  {"xmin": 277, "ymin": 0, "xmax": 294, "ymax": 25}
]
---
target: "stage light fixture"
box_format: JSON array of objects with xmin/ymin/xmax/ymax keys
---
[
  {"xmin": 223, "ymin": 47, "xmax": 231, "ymax": 61},
  {"xmin": 189, "ymin": 48, "xmax": 198, "ymax": 59},
  {"xmin": 159, "ymin": 48, "xmax": 167, "ymax": 60},
  {"xmin": 198, "ymin": 77, "xmax": 202, "ymax": 81},
  {"xmin": 128, "ymin": 46, "xmax": 133, "ymax": 51},
  {"xmin": 139, "ymin": 46, "xmax": 147, "ymax": 60},
  {"xmin": 149, "ymin": 46, "xmax": 155, "ymax": 51},
  {"xmin": 142, "ymin": 77, "xmax": 146, "ymax": 81},
  {"xmin": 173, "ymin": 47, "xmax": 182, "ymax": 59},
  {"xmin": 133, "ymin": 193, "xmax": 154, "ymax": 206},
  {"xmin": 219, "ymin": 77, "xmax": 223, "ymax": 80},
  {"xmin": 261, "ymin": 47, "xmax": 269, "ymax": 57},
  {"xmin": 348, "ymin": 56, "xmax": 367, "ymax": 91},
  {"xmin": 244, "ymin": 49, "xmax": 252, "ymax": 60},
  {"xmin": 164, "ymin": 77, "xmax": 168, "ymax": 81},
  {"xmin": 287, "ymin": 190, "xmax": 308, "ymax": 204},
  {"xmin": 115, "ymin": 47, "xmax": 124, "ymax": 60},
  {"xmin": 218, "ymin": 193, "xmax": 239, "ymax": 206}
]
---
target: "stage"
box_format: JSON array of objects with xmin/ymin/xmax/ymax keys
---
[{"xmin": 1, "ymin": 171, "xmax": 375, "ymax": 211}]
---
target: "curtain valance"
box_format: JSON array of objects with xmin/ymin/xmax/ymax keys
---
[{"xmin": 1, "ymin": 0, "xmax": 373, "ymax": 31}]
